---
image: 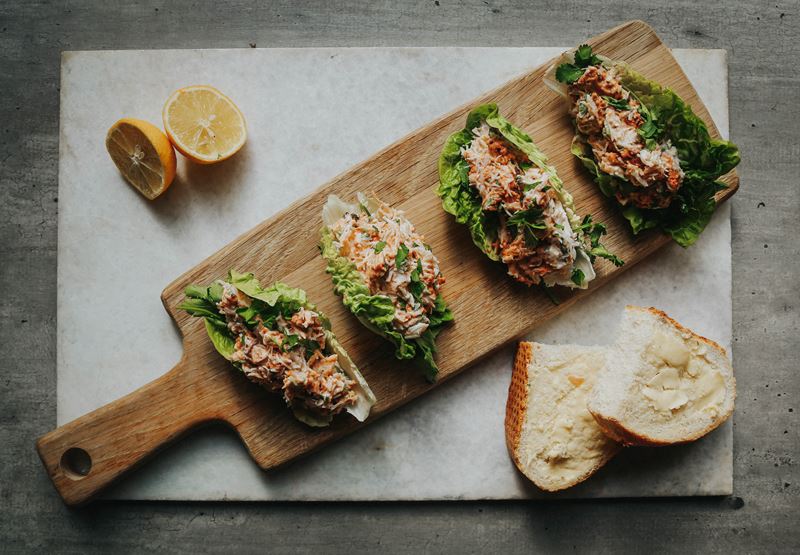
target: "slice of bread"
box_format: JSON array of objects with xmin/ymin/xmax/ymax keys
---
[
  {"xmin": 505, "ymin": 342, "xmax": 622, "ymax": 492},
  {"xmin": 588, "ymin": 306, "xmax": 736, "ymax": 446}
]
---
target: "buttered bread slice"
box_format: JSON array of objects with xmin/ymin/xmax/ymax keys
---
[
  {"xmin": 588, "ymin": 306, "xmax": 736, "ymax": 446},
  {"xmin": 505, "ymin": 342, "xmax": 621, "ymax": 492}
]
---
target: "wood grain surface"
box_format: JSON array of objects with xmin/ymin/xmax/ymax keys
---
[{"xmin": 36, "ymin": 20, "xmax": 738, "ymax": 506}]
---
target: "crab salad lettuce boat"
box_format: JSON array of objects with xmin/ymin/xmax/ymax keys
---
[
  {"xmin": 437, "ymin": 102, "xmax": 622, "ymax": 290},
  {"xmin": 545, "ymin": 44, "xmax": 740, "ymax": 247},
  {"xmin": 179, "ymin": 270, "xmax": 376, "ymax": 427},
  {"xmin": 320, "ymin": 194, "xmax": 453, "ymax": 382}
]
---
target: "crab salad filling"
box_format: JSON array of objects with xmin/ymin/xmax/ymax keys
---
[
  {"xmin": 217, "ymin": 281, "xmax": 358, "ymax": 419},
  {"xmin": 461, "ymin": 121, "xmax": 584, "ymax": 286},
  {"xmin": 567, "ymin": 64, "xmax": 684, "ymax": 209},
  {"xmin": 328, "ymin": 202, "xmax": 445, "ymax": 339}
]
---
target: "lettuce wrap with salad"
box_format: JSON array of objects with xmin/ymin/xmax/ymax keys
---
[
  {"xmin": 320, "ymin": 194, "xmax": 453, "ymax": 382},
  {"xmin": 545, "ymin": 44, "xmax": 740, "ymax": 247},
  {"xmin": 437, "ymin": 102, "xmax": 622, "ymax": 291},
  {"xmin": 179, "ymin": 270, "xmax": 376, "ymax": 427}
]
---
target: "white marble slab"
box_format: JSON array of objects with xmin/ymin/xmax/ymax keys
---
[{"xmin": 58, "ymin": 47, "xmax": 732, "ymax": 500}]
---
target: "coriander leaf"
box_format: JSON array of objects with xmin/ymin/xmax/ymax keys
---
[
  {"xmin": 507, "ymin": 206, "xmax": 547, "ymax": 248},
  {"xmin": 590, "ymin": 244, "xmax": 625, "ymax": 267},
  {"xmin": 575, "ymin": 214, "xmax": 624, "ymax": 267},
  {"xmin": 396, "ymin": 243, "xmax": 409, "ymax": 268},
  {"xmin": 555, "ymin": 63, "xmax": 584, "ymax": 84},
  {"xmin": 506, "ymin": 206, "xmax": 545, "ymax": 228},
  {"xmin": 571, "ymin": 268, "xmax": 585, "ymax": 286},
  {"xmin": 301, "ymin": 339, "xmax": 320, "ymax": 357},
  {"xmin": 281, "ymin": 334, "xmax": 300, "ymax": 351},
  {"xmin": 409, "ymin": 261, "xmax": 425, "ymax": 301},
  {"xmin": 374, "ymin": 241, "xmax": 386, "ymax": 253},
  {"xmin": 574, "ymin": 44, "xmax": 601, "ymax": 68},
  {"xmin": 603, "ymin": 95, "xmax": 630, "ymax": 111},
  {"xmin": 523, "ymin": 227, "xmax": 539, "ymax": 248}
]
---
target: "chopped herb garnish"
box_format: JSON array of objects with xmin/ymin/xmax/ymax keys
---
[
  {"xmin": 396, "ymin": 243, "xmax": 409, "ymax": 268},
  {"xmin": 281, "ymin": 334, "xmax": 300, "ymax": 351},
  {"xmin": 507, "ymin": 206, "xmax": 547, "ymax": 248},
  {"xmin": 571, "ymin": 268, "xmax": 585, "ymax": 286},
  {"xmin": 374, "ymin": 241, "xmax": 386, "ymax": 253},
  {"xmin": 523, "ymin": 180, "xmax": 542, "ymax": 193},
  {"xmin": 540, "ymin": 283, "xmax": 560, "ymax": 305},
  {"xmin": 409, "ymin": 260, "xmax": 425, "ymax": 301},
  {"xmin": 631, "ymin": 94, "xmax": 663, "ymax": 150},
  {"xmin": 506, "ymin": 206, "xmax": 545, "ymax": 228},
  {"xmin": 576, "ymin": 214, "xmax": 624, "ymax": 267},
  {"xmin": 603, "ymin": 95, "xmax": 630, "ymax": 111},
  {"xmin": 301, "ymin": 339, "xmax": 320, "ymax": 358}
]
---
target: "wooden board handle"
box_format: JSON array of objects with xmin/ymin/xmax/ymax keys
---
[{"xmin": 36, "ymin": 358, "xmax": 216, "ymax": 506}]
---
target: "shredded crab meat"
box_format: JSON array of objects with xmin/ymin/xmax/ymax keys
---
[
  {"xmin": 217, "ymin": 282, "xmax": 357, "ymax": 418},
  {"xmin": 568, "ymin": 65, "xmax": 685, "ymax": 209},
  {"xmin": 461, "ymin": 122, "xmax": 579, "ymax": 285},
  {"xmin": 330, "ymin": 202, "xmax": 444, "ymax": 339}
]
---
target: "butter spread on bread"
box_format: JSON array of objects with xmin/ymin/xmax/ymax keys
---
[
  {"xmin": 505, "ymin": 342, "xmax": 621, "ymax": 491},
  {"xmin": 588, "ymin": 306, "xmax": 735, "ymax": 446}
]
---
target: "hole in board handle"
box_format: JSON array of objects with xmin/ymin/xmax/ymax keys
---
[{"xmin": 60, "ymin": 447, "xmax": 92, "ymax": 480}]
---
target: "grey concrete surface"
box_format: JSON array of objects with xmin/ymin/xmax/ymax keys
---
[{"xmin": 0, "ymin": 1, "xmax": 797, "ymax": 553}]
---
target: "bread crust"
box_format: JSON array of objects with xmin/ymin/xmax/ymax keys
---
[
  {"xmin": 504, "ymin": 341, "xmax": 533, "ymax": 464},
  {"xmin": 589, "ymin": 306, "xmax": 736, "ymax": 447},
  {"xmin": 505, "ymin": 342, "xmax": 621, "ymax": 492}
]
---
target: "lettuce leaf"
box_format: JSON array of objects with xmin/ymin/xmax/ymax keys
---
[
  {"xmin": 320, "ymin": 216, "xmax": 453, "ymax": 382},
  {"xmin": 437, "ymin": 126, "xmax": 499, "ymax": 260},
  {"xmin": 203, "ymin": 318, "xmax": 236, "ymax": 360},
  {"xmin": 560, "ymin": 45, "xmax": 740, "ymax": 247}
]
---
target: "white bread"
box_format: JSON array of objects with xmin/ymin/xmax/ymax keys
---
[
  {"xmin": 505, "ymin": 342, "xmax": 621, "ymax": 491},
  {"xmin": 588, "ymin": 306, "xmax": 736, "ymax": 446}
]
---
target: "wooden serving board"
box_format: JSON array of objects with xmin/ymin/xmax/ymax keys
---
[{"xmin": 38, "ymin": 20, "xmax": 738, "ymax": 506}]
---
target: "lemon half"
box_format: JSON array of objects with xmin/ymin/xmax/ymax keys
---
[
  {"xmin": 105, "ymin": 118, "xmax": 177, "ymax": 200},
  {"xmin": 162, "ymin": 85, "xmax": 247, "ymax": 164}
]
